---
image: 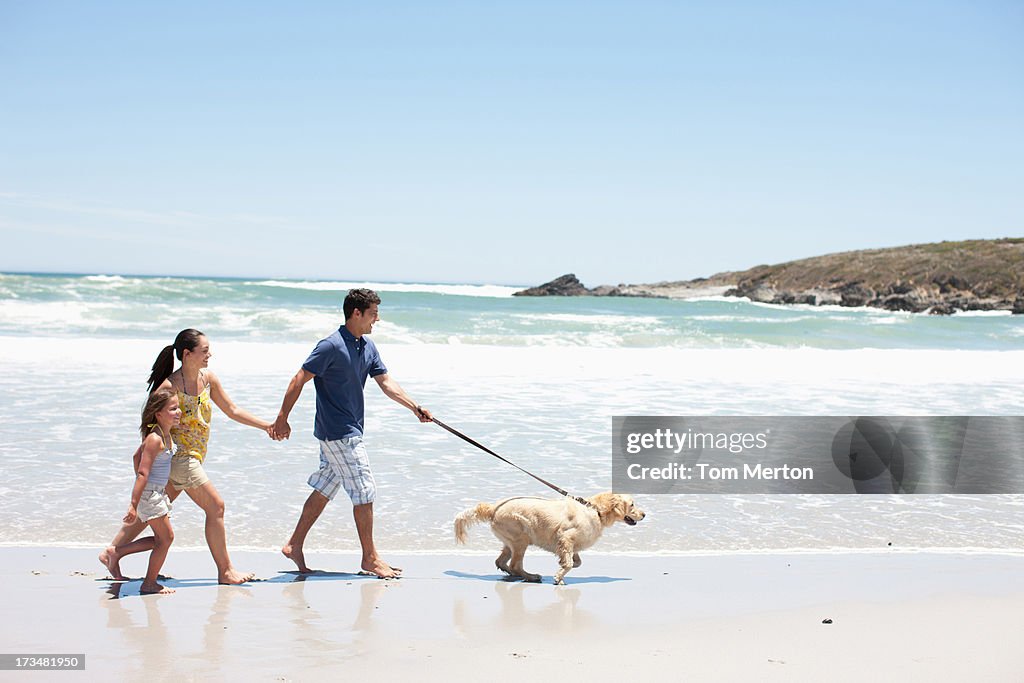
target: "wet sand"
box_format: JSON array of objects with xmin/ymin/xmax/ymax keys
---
[{"xmin": 2, "ymin": 547, "xmax": 1021, "ymax": 680}]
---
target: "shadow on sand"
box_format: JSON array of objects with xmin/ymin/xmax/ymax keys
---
[{"xmin": 444, "ymin": 569, "xmax": 629, "ymax": 585}]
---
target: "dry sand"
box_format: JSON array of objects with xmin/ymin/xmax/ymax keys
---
[{"xmin": 1, "ymin": 547, "xmax": 1021, "ymax": 681}]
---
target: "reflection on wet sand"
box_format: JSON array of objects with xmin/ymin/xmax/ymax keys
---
[
  {"xmin": 453, "ymin": 582, "xmax": 597, "ymax": 638},
  {"xmin": 102, "ymin": 576, "xmax": 256, "ymax": 674},
  {"xmin": 201, "ymin": 585, "xmax": 254, "ymax": 665},
  {"xmin": 282, "ymin": 572, "xmax": 400, "ymax": 663},
  {"xmin": 100, "ymin": 581, "xmax": 173, "ymax": 676}
]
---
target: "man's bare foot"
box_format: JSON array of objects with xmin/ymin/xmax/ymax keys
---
[
  {"xmin": 218, "ymin": 567, "xmax": 256, "ymax": 585},
  {"xmin": 282, "ymin": 544, "xmax": 313, "ymax": 573},
  {"xmin": 140, "ymin": 582, "xmax": 175, "ymax": 594},
  {"xmin": 361, "ymin": 557, "xmax": 401, "ymax": 579},
  {"xmin": 98, "ymin": 546, "xmax": 125, "ymax": 580}
]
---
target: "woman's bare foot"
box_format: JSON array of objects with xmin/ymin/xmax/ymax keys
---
[
  {"xmin": 98, "ymin": 546, "xmax": 125, "ymax": 580},
  {"xmin": 217, "ymin": 567, "xmax": 256, "ymax": 585},
  {"xmin": 361, "ymin": 557, "xmax": 401, "ymax": 579},
  {"xmin": 140, "ymin": 582, "xmax": 175, "ymax": 594},
  {"xmin": 282, "ymin": 544, "xmax": 313, "ymax": 573}
]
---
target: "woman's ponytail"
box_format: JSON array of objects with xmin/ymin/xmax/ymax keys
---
[
  {"xmin": 146, "ymin": 329, "xmax": 205, "ymax": 394},
  {"xmin": 147, "ymin": 345, "xmax": 176, "ymax": 393}
]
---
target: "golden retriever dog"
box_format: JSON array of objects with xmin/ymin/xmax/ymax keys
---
[{"xmin": 454, "ymin": 493, "xmax": 645, "ymax": 584}]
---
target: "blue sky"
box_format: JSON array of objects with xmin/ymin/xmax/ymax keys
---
[{"xmin": 1, "ymin": 1, "xmax": 1021, "ymax": 286}]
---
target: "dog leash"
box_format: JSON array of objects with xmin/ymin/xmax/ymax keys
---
[{"xmin": 426, "ymin": 414, "xmax": 595, "ymax": 511}]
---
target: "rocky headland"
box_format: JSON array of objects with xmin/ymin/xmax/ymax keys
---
[{"xmin": 513, "ymin": 238, "xmax": 1024, "ymax": 314}]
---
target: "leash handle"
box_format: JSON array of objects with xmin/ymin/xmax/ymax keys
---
[{"xmin": 430, "ymin": 416, "xmax": 580, "ymax": 502}]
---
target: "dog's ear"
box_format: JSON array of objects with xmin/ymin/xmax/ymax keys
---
[
  {"xmin": 613, "ymin": 495, "xmax": 627, "ymax": 519},
  {"xmin": 591, "ymin": 492, "xmax": 616, "ymax": 517}
]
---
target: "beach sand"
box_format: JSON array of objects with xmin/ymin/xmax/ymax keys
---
[{"xmin": 2, "ymin": 547, "xmax": 1021, "ymax": 681}]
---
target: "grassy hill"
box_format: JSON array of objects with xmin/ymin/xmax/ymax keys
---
[
  {"xmin": 714, "ymin": 238, "xmax": 1024, "ymax": 313},
  {"xmin": 518, "ymin": 239, "xmax": 1024, "ymax": 314}
]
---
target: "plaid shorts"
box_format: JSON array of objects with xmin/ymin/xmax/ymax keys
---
[{"xmin": 308, "ymin": 436, "xmax": 376, "ymax": 505}]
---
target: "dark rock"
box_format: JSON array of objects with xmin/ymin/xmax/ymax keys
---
[
  {"xmin": 933, "ymin": 274, "xmax": 971, "ymax": 294},
  {"xmin": 955, "ymin": 299, "xmax": 1000, "ymax": 313},
  {"xmin": 517, "ymin": 276, "xmax": 685, "ymax": 299},
  {"xmin": 513, "ymin": 274, "xmax": 590, "ymax": 297},
  {"xmin": 880, "ymin": 295, "xmax": 928, "ymax": 313},
  {"xmin": 838, "ymin": 284, "xmax": 874, "ymax": 307},
  {"xmin": 1014, "ymin": 297, "xmax": 1024, "ymax": 315}
]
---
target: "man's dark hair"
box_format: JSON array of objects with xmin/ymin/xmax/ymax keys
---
[{"xmin": 344, "ymin": 288, "xmax": 381, "ymax": 320}]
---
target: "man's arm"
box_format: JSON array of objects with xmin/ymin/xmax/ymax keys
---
[
  {"xmin": 273, "ymin": 368, "xmax": 315, "ymax": 439},
  {"xmin": 374, "ymin": 373, "xmax": 432, "ymax": 422}
]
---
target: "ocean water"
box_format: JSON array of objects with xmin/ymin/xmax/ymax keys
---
[{"xmin": 0, "ymin": 272, "xmax": 1022, "ymax": 556}]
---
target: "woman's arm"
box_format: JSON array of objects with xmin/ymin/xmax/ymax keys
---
[{"xmin": 206, "ymin": 371, "xmax": 273, "ymax": 430}]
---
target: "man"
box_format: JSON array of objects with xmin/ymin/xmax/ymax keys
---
[{"xmin": 273, "ymin": 288, "xmax": 432, "ymax": 578}]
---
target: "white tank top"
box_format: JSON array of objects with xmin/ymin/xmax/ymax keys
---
[{"xmin": 146, "ymin": 433, "xmax": 174, "ymax": 489}]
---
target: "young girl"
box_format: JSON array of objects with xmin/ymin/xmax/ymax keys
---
[{"xmin": 115, "ymin": 388, "xmax": 182, "ymax": 595}]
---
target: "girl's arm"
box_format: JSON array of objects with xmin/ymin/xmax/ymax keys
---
[
  {"xmin": 132, "ymin": 444, "xmax": 143, "ymax": 474},
  {"xmin": 206, "ymin": 371, "xmax": 273, "ymax": 431},
  {"xmin": 124, "ymin": 434, "xmax": 161, "ymax": 524}
]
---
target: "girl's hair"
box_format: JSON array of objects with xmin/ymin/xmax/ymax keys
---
[
  {"xmin": 140, "ymin": 388, "xmax": 177, "ymax": 439},
  {"xmin": 146, "ymin": 328, "xmax": 205, "ymax": 392}
]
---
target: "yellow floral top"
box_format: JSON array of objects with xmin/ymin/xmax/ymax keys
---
[{"xmin": 172, "ymin": 378, "xmax": 212, "ymax": 462}]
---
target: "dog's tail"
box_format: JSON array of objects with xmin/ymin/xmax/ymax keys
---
[{"xmin": 454, "ymin": 503, "xmax": 496, "ymax": 544}]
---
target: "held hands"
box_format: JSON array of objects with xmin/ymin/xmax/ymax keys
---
[
  {"xmin": 264, "ymin": 423, "xmax": 286, "ymax": 441},
  {"xmin": 271, "ymin": 416, "xmax": 292, "ymax": 441},
  {"xmin": 123, "ymin": 504, "xmax": 138, "ymax": 524}
]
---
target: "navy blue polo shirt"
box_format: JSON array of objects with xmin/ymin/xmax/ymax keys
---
[{"xmin": 302, "ymin": 326, "xmax": 388, "ymax": 440}]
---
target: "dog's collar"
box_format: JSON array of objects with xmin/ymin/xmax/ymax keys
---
[{"xmin": 572, "ymin": 495, "xmax": 602, "ymax": 521}]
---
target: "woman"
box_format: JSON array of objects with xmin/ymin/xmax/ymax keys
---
[{"xmin": 100, "ymin": 328, "xmax": 275, "ymax": 584}]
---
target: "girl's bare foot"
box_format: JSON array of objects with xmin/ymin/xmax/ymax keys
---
[
  {"xmin": 140, "ymin": 582, "xmax": 175, "ymax": 595},
  {"xmin": 98, "ymin": 546, "xmax": 126, "ymax": 580}
]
